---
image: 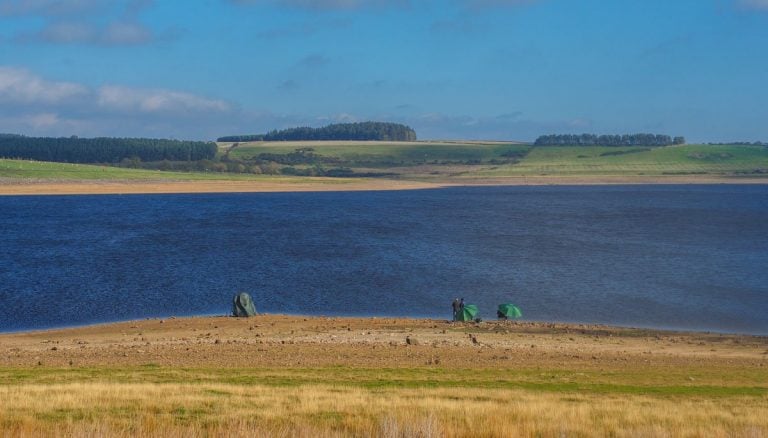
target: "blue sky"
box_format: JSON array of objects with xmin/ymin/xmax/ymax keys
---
[{"xmin": 1, "ymin": 0, "xmax": 767, "ymax": 141}]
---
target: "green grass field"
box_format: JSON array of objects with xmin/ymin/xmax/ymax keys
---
[
  {"xmin": 2, "ymin": 365, "xmax": 766, "ymax": 396},
  {"xmin": 227, "ymin": 141, "xmax": 530, "ymax": 167},
  {"xmin": 1, "ymin": 366, "xmax": 765, "ymax": 436},
  {"xmin": 474, "ymin": 144, "xmax": 768, "ymax": 178},
  {"xmin": 0, "ymin": 159, "xmax": 297, "ymax": 181},
  {"xmin": 3, "ymin": 143, "xmax": 768, "ymax": 182},
  {"xmin": 227, "ymin": 141, "xmax": 768, "ymax": 179}
]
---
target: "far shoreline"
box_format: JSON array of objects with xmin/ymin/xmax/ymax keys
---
[{"xmin": 1, "ymin": 175, "xmax": 767, "ymax": 196}]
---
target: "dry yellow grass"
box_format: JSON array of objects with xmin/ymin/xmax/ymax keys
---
[
  {"xmin": 2, "ymin": 316, "xmax": 766, "ymax": 437},
  {"xmin": 1, "ymin": 382, "xmax": 766, "ymax": 437}
]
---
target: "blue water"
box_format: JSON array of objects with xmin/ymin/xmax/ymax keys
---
[{"xmin": 0, "ymin": 185, "xmax": 766, "ymax": 334}]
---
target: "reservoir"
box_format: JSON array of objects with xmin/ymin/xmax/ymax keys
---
[{"xmin": 1, "ymin": 185, "xmax": 766, "ymax": 334}]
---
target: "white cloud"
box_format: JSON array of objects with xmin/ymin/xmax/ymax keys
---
[
  {"xmin": 0, "ymin": 65, "xmax": 234, "ymax": 139},
  {"xmin": 0, "ymin": 0, "xmax": 108, "ymax": 17},
  {"xmin": 0, "ymin": 112, "xmax": 94, "ymax": 137},
  {"xmin": 231, "ymin": 0, "xmax": 539, "ymax": 11},
  {"xmin": 738, "ymin": 0, "xmax": 768, "ymax": 10},
  {"xmin": 31, "ymin": 22, "xmax": 95, "ymax": 44},
  {"xmin": 25, "ymin": 112, "xmax": 59, "ymax": 128},
  {"xmin": 101, "ymin": 21, "xmax": 153, "ymax": 45},
  {"xmin": 229, "ymin": 0, "xmax": 410, "ymax": 11},
  {"xmin": 98, "ymin": 86, "xmax": 231, "ymax": 114},
  {"xmin": 315, "ymin": 112, "xmax": 358, "ymax": 123},
  {"xmin": 297, "ymin": 54, "xmax": 331, "ymax": 68},
  {"xmin": 0, "ymin": 67, "xmax": 88, "ymax": 104},
  {"xmin": 0, "ymin": 67, "xmax": 231, "ymax": 115},
  {"xmin": 4, "ymin": 0, "xmax": 164, "ymax": 46},
  {"xmin": 464, "ymin": 0, "xmax": 538, "ymax": 8},
  {"xmin": 19, "ymin": 20, "xmax": 161, "ymax": 46}
]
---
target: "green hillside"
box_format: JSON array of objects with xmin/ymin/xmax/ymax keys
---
[
  {"xmin": 0, "ymin": 159, "xmax": 276, "ymax": 181},
  {"xmin": 3, "ymin": 143, "xmax": 767, "ymax": 182},
  {"xmin": 226, "ymin": 141, "xmax": 529, "ymax": 167},
  {"xmin": 474, "ymin": 144, "xmax": 768, "ymax": 178}
]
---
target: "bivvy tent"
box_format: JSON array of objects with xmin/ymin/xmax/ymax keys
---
[
  {"xmin": 232, "ymin": 292, "xmax": 257, "ymax": 317},
  {"xmin": 455, "ymin": 304, "xmax": 479, "ymax": 322},
  {"xmin": 497, "ymin": 303, "xmax": 522, "ymax": 320}
]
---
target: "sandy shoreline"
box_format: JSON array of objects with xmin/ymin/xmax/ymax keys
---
[
  {"xmin": 2, "ymin": 314, "xmax": 766, "ymax": 369},
  {"xmin": 0, "ymin": 175, "xmax": 766, "ymax": 195},
  {"xmin": 0, "ymin": 178, "xmax": 448, "ymax": 195}
]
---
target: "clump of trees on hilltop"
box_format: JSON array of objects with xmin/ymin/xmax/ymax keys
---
[
  {"xmin": 0, "ymin": 135, "xmax": 217, "ymax": 163},
  {"xmin": 217, "ymin": 122, "xmax": 417, "ymax": 142},
  {"xmin": 534, "ymin": 133, "xmax": 685, "ymax": 147}
]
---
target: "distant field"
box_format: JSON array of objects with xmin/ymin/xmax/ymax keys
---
[
  {"xmin": 225, "ymin": 141, "xmax": 768, "ymax": 179},
  {"xmin": 226, "ymin": 140, "xmax": 530, "ymax": 167},
  {"xmin": 0, "ymin": 158, "xmax": 445, "ymax": 195},
  {"xmin": 3, "ymin": 143, "xmax": 768, "ymax": 185},
  {"xmin": 0, "ymin": 159, "xmax": 274, "ymax": 181},
  {"xmin": 475, "ymin": 144, "xmax": 768, "ymax": 178}
]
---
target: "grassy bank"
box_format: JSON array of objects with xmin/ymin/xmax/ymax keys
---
[
  {"xmin": 0, "ymin": 159, "xmax": 283, "ymax": 181},
  {"xmin": 474, "ymin": 144, "xmax": 768, "ymax": 178},
  {"xmin": 3, "ymin": 143, "xmax": 768, "ymax": 185},
  {"xmin": 222, "ymin": 142, "xmax": 768, "ymax": 178},
  {"xmin": 225, "ymin": 142, "xmax": 768, "ymax": 180},
  {"xmin": 1, "ymin": 366, "xmax": 766, "ymax": 437},
  {"xmin": 2, "ymin": 365, "xmax": 767, "ymax": 395},
  {"xmin": 1, "ymin": 315, "xmax": 766, "ymax": 436},
  {"xmin": 226, "ymin": 140, "xmax": 529, "ymax": 167}
]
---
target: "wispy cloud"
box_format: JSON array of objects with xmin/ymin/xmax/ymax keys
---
[
  {"xmin": 277, "ymin": 79, "xmax": 300, "ymax": 91},
  {"xmin": 462, "ymin": 0, "xmax": 539, "ymax": 8},
  {"xmin": 0, "ymin": 0, "xmax": 108, "ymax": 17},
  {"xmin": 256, "ymin": 17, "xmax": 351, "ymax": 39},
  {"xmin": 297, "ymin": 54, "xmax": 331, "ymax": 68},
  {"xmin": 0, "ymin": 66, "xmax": 233, "ymax": 139},
  {"xmin": 229, "ymin": 0, "xmax": 541, "ymax": 12},
  {"xmin": 97, "ymin": 86, "xmax": 231, "ymax": 115},
  {"xmin": 433, "ymin": 0, "xmax": 539, "ymax": 34},
  {"xmin": 0, "ymin": 67, "xmax": 88, "ymax": 104},
  {"xmin": 228, "ymin": 0, "xmax": 410, "ymax": 11},
  {"xmin": 0, "ymin": 69, "xmax": 550, "ymax": 141},
  {"xmin": 3, "ymin": 0, "xmax": 170, "ymax": 46},
  {"xmin": 431, "ymin": 17, "xmax": 477, "ymax": 34},
  {"xmin": 16, "ymin": 21, "xmax": 156, "ymax": 46},
  {"xmin": 737, "ymin": 0, "xmax": 768, "ymax": 10}
]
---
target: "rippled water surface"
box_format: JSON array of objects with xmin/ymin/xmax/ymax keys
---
[{"xmin": 1, "ymin": 185, "xmax": 766, "ymax": 334}]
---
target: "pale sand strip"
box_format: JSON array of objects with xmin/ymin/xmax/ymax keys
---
[
  {"xmin": 0, "ymin": 179, "xmax": 448, "ymax": 196},
  {"xmin": 0, "ymin": 175, "xmax": 766, "ymax": 196}
]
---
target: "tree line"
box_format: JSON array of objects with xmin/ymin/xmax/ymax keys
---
[
  {"xmin": 534, "ymin": 133, "xmax": 685, "ymax": 147},
  {"xmin": 0, "ymin": 135, "xmax": 217, "ymax": 163},
  {"xmin": 217, "ymin": 122, "xmax": 417, "ymax": 142}
]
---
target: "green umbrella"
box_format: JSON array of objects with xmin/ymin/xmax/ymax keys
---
[
  {"xmin": 497, "ymin": 304, "xmax": 522, "ymax": 319},
  {"xmin": 455, "ymin": 304, "xmax": 479, "ymax": 322}
]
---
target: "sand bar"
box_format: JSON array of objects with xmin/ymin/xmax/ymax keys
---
[
  {"xmin": 1, "ymin": 175, "xmax": 767, "ymax": 196},
  {"xmin": 2, "ymin": 315, "xmax": 766, "ymax": 369},
  {"xmin": 0, "ymin": 178, "xmax": 448, "ymax": 196}
]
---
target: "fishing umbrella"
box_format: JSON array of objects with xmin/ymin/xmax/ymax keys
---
[
  {"xmin": 455, "ymin": 304, "xmax": 479, "ymax": 322},
  {"xmin": 497, "ymin": 304, "xmax": 522, "ymax": 319}
]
